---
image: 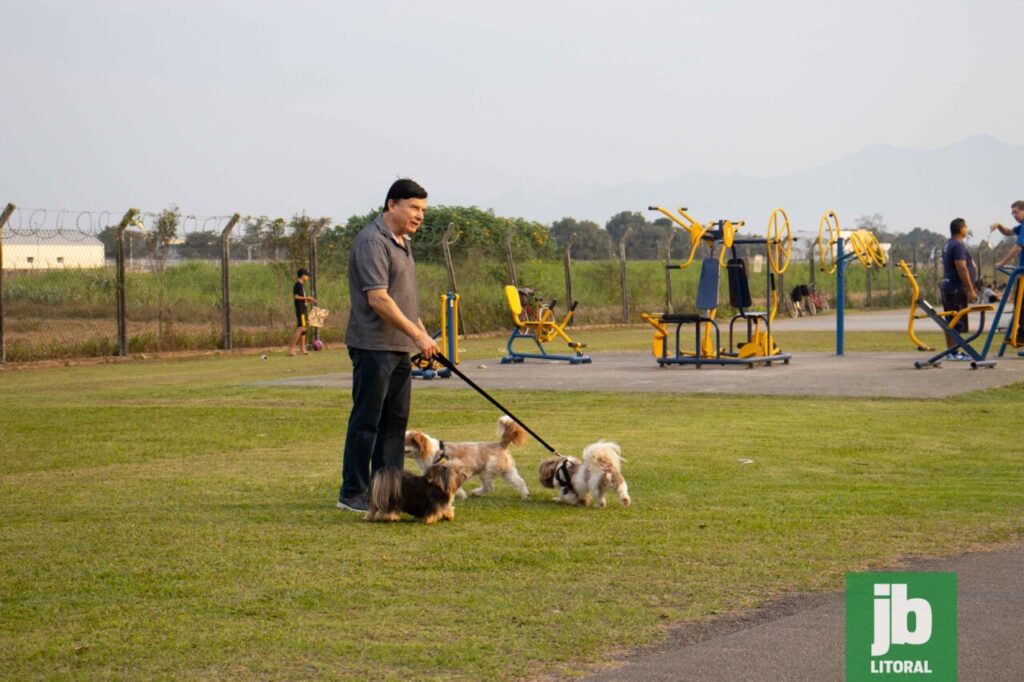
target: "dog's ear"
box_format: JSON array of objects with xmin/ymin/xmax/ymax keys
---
[
  {"xmin": 450, "ymin": 463, "xmax": 469, "ymax": 487},
  {"xmin": 407, "ymin": 431, "xmax": 432, "ymax": 459},
  {"xmin": 538, "ymin": 458, "xmax": 558, "ymax": 488},
  {"xmin": 424, "ymin": 464, "xmax": 445, "ymax": 487},
  {"xmin": 448, "ymin": 465, "xmax": 468, "ymax": 492}
]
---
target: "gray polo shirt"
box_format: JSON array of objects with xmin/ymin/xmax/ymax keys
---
[{"xmin": 344, "ymin": 215, "xmax": 420, "ymax": 353}]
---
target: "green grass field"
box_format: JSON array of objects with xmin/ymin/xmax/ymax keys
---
[{"xmin": 2, "ymin": 330, "xmax": 1021, "ymax": 680}]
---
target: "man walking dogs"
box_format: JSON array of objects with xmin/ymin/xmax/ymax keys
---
[{"xmin": 337, "ymin": 179, "xmax": 440, "ymax": 512}]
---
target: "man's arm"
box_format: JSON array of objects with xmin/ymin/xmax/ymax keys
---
[
  {"xmin": 954, "ymin": 259, "xmax": 977, "ymax": 300},
  {"xmin": 991, "ymin": 223, "xmax": 1013, "ymax": 236},
  {"xmin": 367, "ymin": 289, "xmax": 439, "ymax": 357},
  {"xmin": 997, "ymin": 245, "xmax": 1022, "ymax": 268}
]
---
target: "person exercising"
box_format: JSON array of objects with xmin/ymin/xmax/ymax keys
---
[
  {"xmin": 990, "ymin": 200, "xmax": 1024, "ymax": 344},
  {"xmin": 939, "ymin": 218, "xmax": 977, "ymax": 358},
  {"xmin": 990, "ymin": 200, "xmax": 1024, "ymax": 269}
]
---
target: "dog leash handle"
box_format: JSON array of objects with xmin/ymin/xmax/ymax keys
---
[{"xmin": 432, "ymin": 353, "xmax": 559, "ymax": 455}]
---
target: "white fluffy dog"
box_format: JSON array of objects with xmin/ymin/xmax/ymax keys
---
[{"xmin": 538, "ymin": 441, "xmax": 630, "ymax": 508}]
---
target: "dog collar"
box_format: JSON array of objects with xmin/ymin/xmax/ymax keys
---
[
  {"xmin": 554, "ymin": 459, "xmax": 573, "ymax": 495},
  {"xmin": 432, "ymin": 441, "xmax": 448, "ymax": 464}
]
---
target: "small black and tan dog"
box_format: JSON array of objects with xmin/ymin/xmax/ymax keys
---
[{"xmin": 365, "ymin": 463, "xmax": 468, "ymax": 524}]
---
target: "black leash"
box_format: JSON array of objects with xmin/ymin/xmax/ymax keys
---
[{"xmin": 432, "ymin": 353, "xmax": 560, "ymax": 456}]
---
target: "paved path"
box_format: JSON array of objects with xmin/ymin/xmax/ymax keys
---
[
  {"xmin": 772, "ymin": 309, "xmax": 907, "ymax": 332},
  {"xmin": 586, "ymin": 542, "xmax": 1024, "ymax": 682},
  {"xmin": 263, "ymin": 350, "xmax": 1024, "ymax": 399},
  {"xmin": 772, "ymin": 308, "xmax": 1011, "ymax": 333}
]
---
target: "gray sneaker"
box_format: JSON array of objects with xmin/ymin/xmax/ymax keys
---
[{"xmin": 336, "ymin": 496, "xmax": 368, "ymax": 513}]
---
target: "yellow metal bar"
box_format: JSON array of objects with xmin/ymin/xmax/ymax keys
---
[
  {"xmin": 898, "ymin": 259, "xmax": 934, "ymax": 351},
  {"xmin": 1010, "ymin": 278, "xmax": 1024, "ymax": 348},
  {"xmin": 650, "ymin": 205, "xmax": 694, "ymax": 231}
]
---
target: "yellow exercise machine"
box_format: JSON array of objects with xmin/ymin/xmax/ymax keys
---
[
  {"xmin": 815, "ymin": 210, "xmax": 887, "ymax": 355},
  {"xmin": 897, "ymin": 260, "xmax": 995, "ymax": 368},
  {"xmin": 412, "ymin": 293, "xmax": 461, "ymax": 379},
  {"xmin": 500, "ymin": 285, "xmax": 591, "ymax": 364},
  {"xmin": 641, "ymin": 205, "xmax": 792, "ymax": 368}
]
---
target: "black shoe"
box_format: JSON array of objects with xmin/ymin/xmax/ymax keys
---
[{"xmin": 336, "ymin": 496, "xmax": 368, "ymax": 513}]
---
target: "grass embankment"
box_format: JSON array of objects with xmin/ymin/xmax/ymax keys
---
[
  {"xmin": 3, "ymin": 257, "xmax": 917, "ymax": 361},
  {"xmin": 1, "ymin": 348, "xmax": 1020, "ymax": 680}
]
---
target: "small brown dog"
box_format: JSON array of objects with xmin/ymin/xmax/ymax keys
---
[
  {"xmin": 538, "ymin": 441, "xmax": 630, "ymax": 508},
  {"xmin": 404, "ymin": 416, "xmax": 530, "ymax": 500},
  {"xmin": 365, "ymin": 464, "xmax": 468, "ymax": 524}
]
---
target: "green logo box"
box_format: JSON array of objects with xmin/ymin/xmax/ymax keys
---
[{"xmin": 846, "ymin": 572, "xmax": 957, "ymax": 681}]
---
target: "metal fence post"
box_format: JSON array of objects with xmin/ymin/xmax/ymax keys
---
[
  {"xmin": 809, "ymin": 248, "xmax": 815, "ymax": 287},
  {"xmin": 308, "ymin": 220, "xmax": 326, "ymax": 345},
  {"xmin": 866, "ymin": 267, "xmax": 873, "ymax": 307},
  {"xmin": 563, "ymin": 233, "xmax": 576, "ymax": 326},
  {"xmin": 115, "ymin": 208, "xmax": 140, "ymax": 356},
  {"xmin": 663, "ymin": 236, "xmax": 674, "ymax": 313},
  {"xmin": 220, "ymin": 213, "xmax": 240, "ymax": 350},
  {"xmin": 504, "ymin": 224, "xmax": 519, "ymax": 289},
  {"xmin": 618, "ymin": 227, "xmax": 634, "ymax": 323},
  {"xmin": 0, "ymin": 202, "xmax": 16, "ymax": 365},
  {"xmin": 887, "ymin": 257, "xmax": 894, "ymax": 308}
]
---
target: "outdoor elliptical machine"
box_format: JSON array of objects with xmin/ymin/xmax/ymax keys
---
[
  {"xmin": 412, "ymin": 223, "xmax": 462, "ymax": 379},
  {"xmin": 899, "ymin": 260, "xmax": 1024, "ymax": 369},
  {"xmin": 641, "ymin": 205, "xmax": 793, "ymax": 368}
]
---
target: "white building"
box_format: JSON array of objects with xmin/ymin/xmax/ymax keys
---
[{"xmin": 1, "ymin": 230, "xmax": 106, "ymax": 269}]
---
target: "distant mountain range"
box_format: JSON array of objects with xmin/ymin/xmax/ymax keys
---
[{"xmin": 482, "ymin": 135, "xmax": 1022, "ymax": 236}]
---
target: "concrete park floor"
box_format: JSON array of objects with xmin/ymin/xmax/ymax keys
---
[{"xmin": 264, "ymin": 348, "xmax": 1024, "ymax": 399}]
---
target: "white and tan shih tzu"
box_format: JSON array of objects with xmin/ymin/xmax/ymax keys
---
[
  {"xmin": 538, "ymin": 441, "xmax": 630, "ymax": 508},
  {"xmin": 404, "ymin": 416, "xmax": 530, "ymax": 500}
]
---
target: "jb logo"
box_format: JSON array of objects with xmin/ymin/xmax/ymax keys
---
[
  {"xmin": 846, "ymin": 572, "xmax": 956, "ymax": 681},
  {"xmin": 871, "ymin": 583, "xmax": 932, "ymax": 656}
]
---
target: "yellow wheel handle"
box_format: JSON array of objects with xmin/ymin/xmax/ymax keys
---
[
  {"xmin": 817, "ymin": 210, "xmax": 840, "ymax": 275},
  {"xmin": 766, "ymin": 208, "xmax": 792, "ymax": 274},
  {"xmin": 847, "ymin": 230, "xmax": 873, "ymax": 267},
  {"xmin": 720, "ymin": 220, "xmax": 735, "ymax": 249},
  {"xmin": 866, "ymin": 232, "xmax": 887, "ymax": 267}
]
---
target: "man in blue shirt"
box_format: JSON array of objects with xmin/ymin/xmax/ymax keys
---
[
  {"xmin": 940, "ymin": 218, "xmax": 977, "ymax": 356},
  {"xmin": 990, "ymin": 200, "xmax": 1024, "ymax": 346},
  {"xmin": 990, "ymin": 200, "xmax": 1024, "ymax": 268}
]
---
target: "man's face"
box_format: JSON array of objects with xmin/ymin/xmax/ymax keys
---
[
  {"xmin": 387, "ymin": 197, "xmax": 427, "ymax": 237},
  {"xmin": 960, "ymin": 222, "xmax": 969, "ymax": 239},
  {"xmin": 1012, "ymin": 206, "xmax": 1024, "ymax": 224}
]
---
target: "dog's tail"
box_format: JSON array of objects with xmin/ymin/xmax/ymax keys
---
[
  {"xmin": 368, "ymin": 467, "xmax": 403, "ymax": 515},
  {"xmin": 584, "ymin": 441, "xmax": 631, "ymax": 506},
  {"xmin": 498, "ymin": 415, "xmax": 528, "ymax": 448},
  {"xmin": 583, "ymin": 441, "xmax": 622, "ymax": 472}
]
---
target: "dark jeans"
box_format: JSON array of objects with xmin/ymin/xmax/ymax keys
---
[
  {"xmin": 940, "ymin": 287, "xmax": 969, "ymax": 333},
  {"xmin": 339, "ymin": 348, "xmax": 412, "ymax": 500}
]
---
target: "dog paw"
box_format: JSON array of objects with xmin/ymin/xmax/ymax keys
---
[
  {"xmin": 620, "ymin": 496, "xmax": 632, "ymax": 507},
  {"xmin": 470, "ymin": 488, "xmax": 486, "ymax": 497}
]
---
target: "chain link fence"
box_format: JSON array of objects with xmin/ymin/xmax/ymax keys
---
[{"xmin": 2, "ymin": 201, "xmax": 1020, "ymax": 364}]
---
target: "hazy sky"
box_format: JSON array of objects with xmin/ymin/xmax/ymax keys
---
[{"xmin": 2, "ymin": 0, "xmax": 1021, "ymax": 223}]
